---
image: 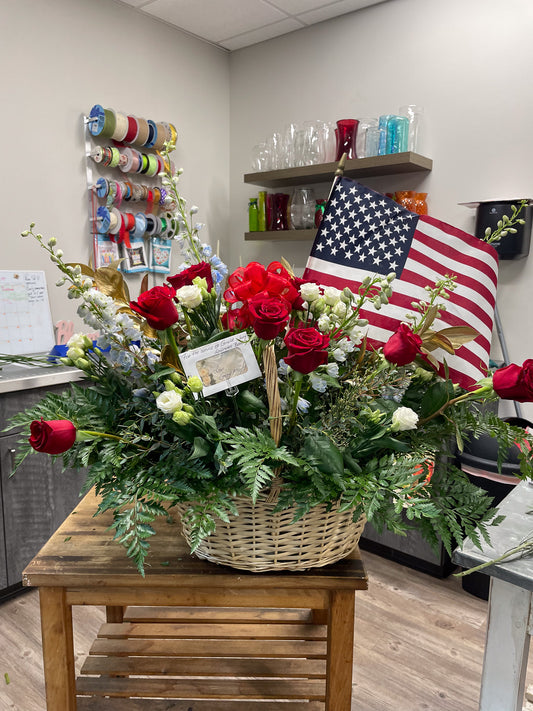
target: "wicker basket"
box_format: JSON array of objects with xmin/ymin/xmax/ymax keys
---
[
  {"xmin": 176, "ymin": 497, "xmax": 366, "ymax": 572},
  {"xmin": 176, "ymin": 344, "xmax": 366, "ymax": 572}
]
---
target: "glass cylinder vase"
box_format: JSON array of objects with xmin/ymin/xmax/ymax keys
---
[{"xmin": 335, "ymin": 119, "xmax": 359, "ymax": 161}]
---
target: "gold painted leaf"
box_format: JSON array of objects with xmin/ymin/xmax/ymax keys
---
[
  {"xmin": 94, "ymin": 265, "xmax": 130, "ymax": 303},
  {"xmin": 434, "ymin": 326, "xmax": 479, "ymax": 348},
  {"xmin": 161, "ymin": 344, "xmax": 183, "ymax": 372},
  {"xmin": 139, "ymin": 273, "xmax": 149, "ymax": 296},
  {"xmin": 418, "ymin": 305, "xmax": 439, "ymax": 335},
  {"xmin": 422, "ymin": 333, "xmax": 455, "ymax": 355}
]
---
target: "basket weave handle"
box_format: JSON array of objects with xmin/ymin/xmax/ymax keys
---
[
  {"xmin": 263, "ymin": 344, "xmax": 282, "ymax": 446},
  {"xmin": 263, "ymin": 344, "xmax": 283, "ymax": 504}
]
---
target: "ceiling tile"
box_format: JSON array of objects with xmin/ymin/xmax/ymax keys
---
[
  {"xmin": 220, "ymin": 17, "xmax": 304, "ymax": 50},
  {"xmin": 143, "ymin": 0, "xmax": 288, "ymax": 42},
  {"xmin": 266, "ymin": 0, "xmax": 337, "ymax": 13},
  {"xmin": 297, "ymin": 0, "xmax": 386, "ymax": 25},
  {"xmin": 119, "ymin": 0, "xmax": 151, "ymax": 7}
]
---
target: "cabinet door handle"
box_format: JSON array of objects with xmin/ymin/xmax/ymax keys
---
[{"xmin": 9, "ymin": 448, "xmax": 17, "ymax": 475}]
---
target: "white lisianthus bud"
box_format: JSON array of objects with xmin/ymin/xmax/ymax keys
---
[
  {"xmin": 176, "ymin": 284, "xmax": 203, "ymax": 308},
  {"xmin": 68, "ymin": 333, "xmax": 93, "ymax": 351},
  {"xmin": 300, "ymin": 282, "xmax": 321, "ymax": 302},
  {"xmin": 66, "ymin": 346, "xmax": 85, "ymax": 361},
  {"xmin": 187, "ymin": 376, "xmax": 204, "ymax": 393},
  {"xmin": 323, "ymin": 286, "xmax": 342, "ymax": 306},
  {"xmin": 391, "ymin": 407, "xmax": 419, "ymax": 432},
  {"xmin": 156, "ymin": 390, "xmax": 183, "ymax": 414}
]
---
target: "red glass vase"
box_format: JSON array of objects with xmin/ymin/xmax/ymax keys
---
[
  {"xmin": 271, "ymin": 193, "xmax": 290, "ymax": 230},
  {"xmin": 335, "ymin": 119, "xmax": 359, "ymax": 161}
]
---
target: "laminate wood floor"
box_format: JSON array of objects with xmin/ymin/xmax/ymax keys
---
[{"xmin": 0, "ymin": 550, "xmax": 532, "ymax": 711}]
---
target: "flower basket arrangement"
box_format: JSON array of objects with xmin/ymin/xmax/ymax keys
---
[{"xmin": 4, "ymin": 146, "xmax": 533, "ymax": 575}]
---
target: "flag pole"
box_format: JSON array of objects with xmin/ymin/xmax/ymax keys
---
[{"xmin": 326, "ymin": 152, "xmax": 347, "ymax": 202}]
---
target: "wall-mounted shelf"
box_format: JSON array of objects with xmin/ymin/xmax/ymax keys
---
[
  {"xmin": 245, "ymin": 229, "xmax": 315, "ymax": 242},
  {"xmin": 244, "ymin": 152, "xmax": 433, "ymax": 189}
]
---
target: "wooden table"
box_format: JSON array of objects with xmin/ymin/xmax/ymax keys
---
[
  {"xmin": 23, "ymin": 489, "xmax": 367, "ymax": 711},
  {"xmin": 453, "ymin": 480, "xmax": 533, "ymax": 711}
]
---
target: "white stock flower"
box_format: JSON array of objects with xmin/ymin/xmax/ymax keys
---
[
  {"xmin": 317, "ymin": 314, "xmax": 331, "ymax": 333},
  {"xmin": 176, "ymin": 284, "xmax": 203, "ymax": 308},
  {"xmin": 332, "ymin": 348, "xmax": 347, "ymax": 362},
  {"xmin": 337, "ymin": 337, "xmax": 355, "ymax": 354},
  {"xmin": 309, "ymin": 372, "xmax": 327, "ymax": 392},
  {"xmin": 156, "ymin": 390, "xmax": 183, "ymax": 414},
  {"xmin": 300, "ymin": 282, "xmax": 321, "ymax": 302},
  {"xmin": 347, "ymin": 327, "xmax": 364, "ymax": 344},
  {"xmin": 326, "ymin": 362, "xmax": 339, "ymax": 377},
  {"xmin": 323, "ymin": 286, "xmax": 341, "ymax": 306},
  {"xmin": 391, "ymin": 407, "xmax": 419, "ymax": 432}
]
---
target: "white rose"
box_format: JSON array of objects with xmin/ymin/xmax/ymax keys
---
[
  {"xmin": 176, "ymin": 284, "xmax": 203, "ymax": 308},
  {"xmin": 332, "ymin": 301, "xmax": 347, "ymax": 319},
  {"xmin": 300, "ymin": 282, "xmax": 321, "ymax": 302},
  {"xmin": 391, "ymin": 407, "xmax": 419, "ymax": 432},
  {"xmin": 323, "ymin": 286, "xmax": 342, "ymax": 306},
  {"xmin": 156, "ymin": 390, "xmax": 183, "ymax": 414}
]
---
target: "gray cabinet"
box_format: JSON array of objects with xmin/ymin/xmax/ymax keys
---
[{"xmin": 0, "ymin": 382, "xmax": 87, "ymax": 597}]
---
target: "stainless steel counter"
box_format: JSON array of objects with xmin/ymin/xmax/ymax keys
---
[{"xmin": 0, "ymin": 363, "xmax": 83, "ymax": 394}]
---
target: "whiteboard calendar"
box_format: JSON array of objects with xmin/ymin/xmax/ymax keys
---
[{"xmin": 0, "ymin": 271, "xmax": 55, "ymax": 355}]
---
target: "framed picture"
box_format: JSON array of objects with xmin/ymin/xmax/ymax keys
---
[
  {"xmin": 94, "ymin": 235, "xmax": 120, "ymax": 268},
  {"xmin": 121, "ymin": 238, "xmax": 148, "ymax": 274},
  {"xmin": 149, "ymin": 237, "xmax": 172, "ymax": 274},
  {"xmin": 179, "ymin": 332, "xmax": 262, "ymax": 397}
]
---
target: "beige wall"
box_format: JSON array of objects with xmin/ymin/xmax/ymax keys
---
[
  {"xmin": 229, "ymin": 0, "xmax": 533, "ymax": 417},
  {"xmin": 1, "ymin": 0, "xmax": 230, "ymax": 326}
]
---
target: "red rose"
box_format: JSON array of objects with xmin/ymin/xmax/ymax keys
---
[
  {"xmin": 383, "ymin": 324, "xmax": 423, "ymax": 366},
  {"xmin": 130, "ymin": 285, "xmax": 179, "ymax": 330},
  {"xmin": 493, "ymin": 359, "xmax": 533, "ymax": 402},
  {"xmin": 167, "ymin": 261, "xmax": 213, "ymax": 291},
  {"xmin": 249, "ymin": 294, "xmax": 291, "ymax": 340},
  {"xmin": 284, "ymin": 327, "xmax": 329, "ymax": 374},
  {"xmin": 29, "ymin": 419, "xmax": 76, "ymax": 455}
]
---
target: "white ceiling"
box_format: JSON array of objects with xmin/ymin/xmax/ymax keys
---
[{"xmin": 116, "ymin": 0, "xmax": 389, "ymax": 51}]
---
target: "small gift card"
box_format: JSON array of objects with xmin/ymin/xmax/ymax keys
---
[{"xmin": 179, "ymin": 333, "xmax": 262, "ymax": 397}]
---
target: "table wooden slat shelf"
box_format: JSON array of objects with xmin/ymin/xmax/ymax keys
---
[{"xmin": 24, "ymin": 489, "xmax": 367, "ymax": 710}]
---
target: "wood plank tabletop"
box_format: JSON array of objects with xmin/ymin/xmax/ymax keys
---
[{"xmin": 23, "ymin": 489, "xmax": 367, "ymax": 591}]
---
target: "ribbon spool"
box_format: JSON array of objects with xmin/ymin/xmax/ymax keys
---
[
  {"xmin": 95, "ymin": 177, "xmax": 109, "ymax": 198},
  {"xmin": 96, "ymin": 206, "xmax": 111, "ymax": 234},
  {"xmin": 145, "ymin": 215, "xmax": 158, "ymax": 236},
  {"xmin": 153, "ymin": 122, "xmax": 169, "ymax": 151},
  {"xmin": 91, "ymin": 146, "xmax": 104, "ymax": 164},
  {"xmin": 88, "ymin": 105, "xmax": 116, "ymax": 139},
  {"xmin": 123, "ymin": 116, "xmax": 139, "ymax": 144},
  {"xmin": 161, "ymin": 122, "xmax": 178, "ymax": 144},
  {"xmin": 139, "ymin": 153, "xmax": 150, "ymax": 174},
  {"xmin": 112, "ymin": 112, "xmax": 129, "ymax": 142},
  {"xmin": 134, "ymin": 212, "xmax": 147, "ymax": 238},
  {"xmin": 135, "ymin": 118, "xmax": 150, "ymax": 147},
  {"xmin": 109, "ymin": 208, "xmax": 121, "ymax": 235},
  {"xmin": 146, "ymin": 153, "xmax": 159, "ymax": 177},
  {"xmin": 144, "ymin": 120, "xmax": 158, "ymax": 148},
  {"xmin": 119, "ymin": 147, "xmax": 134, "ymax": 173}
]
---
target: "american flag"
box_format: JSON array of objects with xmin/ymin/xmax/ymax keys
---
[{"xmin": 303, "ymin": 177, "xmax": 499, "ymax": 389}]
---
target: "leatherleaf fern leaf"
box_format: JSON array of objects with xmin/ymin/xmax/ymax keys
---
[{"xmin": 218, "ymin": 426, "xmax": 301, "ymax": 502}]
